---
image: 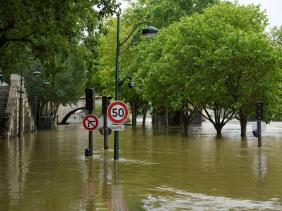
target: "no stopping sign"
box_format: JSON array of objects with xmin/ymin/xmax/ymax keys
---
[
  {"xmin": 107, "ymin": 101, "xmax": 129, "ymax": 124},
  {"xmin": 82, "ymin": 114, "xmax": 99, "ymax": 131}
]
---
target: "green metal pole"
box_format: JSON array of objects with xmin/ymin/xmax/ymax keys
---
[
  {"xmin": 114, "ymin": 13, "xmax": 120, "ymax": 161},
  {"xmin": 18, "ymin": 68, "xmax": 23, "ymax": 137},
  {"xmin": 103, "ymin": 96, "xmax": 109, "ymax": 150},
  {"xmin": 257, "ymin": 119, "xmax": 262, "ymax": 147}
]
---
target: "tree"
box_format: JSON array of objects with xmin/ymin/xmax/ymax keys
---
[
  {"xmin": 124, "ymin": 0, "xmax": 219, "ymax": 29},
  {"xmin": 0, "ymin": 0, "xmax": 116, "ymax": 50},
  {"xmin": 97, "ymin": 0, "xmax": 219, "ymax": 127},
  {"xmin": 1, "ymin": 0, "xmax": 117, "ymax": 121},
  {"xmin": 135, "ymin": 2, "xmax": 281, "ymax": 136}
]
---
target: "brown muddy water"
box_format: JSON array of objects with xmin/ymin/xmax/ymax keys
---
[{"xmin": 0, "ymin": 121, "xmax": 282, "ymax": 210}]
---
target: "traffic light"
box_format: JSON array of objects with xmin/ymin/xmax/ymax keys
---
[
  {"xmin": 256, "ymin": 101, "xmax": 263, "ymax": 120},
  {"xmin": 102, "ymin": 96, "xmax": 112, "ymax": 114},
  {"xmin": 85, "ymin": 88, "xmax": 94, "ymax": 111}
]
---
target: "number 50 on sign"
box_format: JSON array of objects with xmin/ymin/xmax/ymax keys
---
[{"xmin": 107, "ymin": 101, "xmax": 129, "ymax": 124}]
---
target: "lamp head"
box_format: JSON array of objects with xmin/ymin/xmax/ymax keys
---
[
  {"xmin": 142, "ymin": 26, "xmax": 158, "ymax": 38},
  {"xmin": 128, "ymin": 76, "xmax": 134, "ymax": 88},
  {"xmin": 128, "ymin": 81, "xmax": 134, "ymax": 88},
  {"xmin": 32, "ymin": 71, "xmax": 41, "ymax": 77},
  {"xmin": 43, "ymin": 80, "xmax": 50, "ymax": 85}
]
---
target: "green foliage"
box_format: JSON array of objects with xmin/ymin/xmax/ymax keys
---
[
  {"xmin": 97, "ymin": 0, "xmax": 219, "ymax": 117},
  {"xmin": 97, "ymin": 1, "xmax": 281, "ymax": 133},
  {"xmin": 134, "ymin": 2, "xmax": 281, "ymax": 129},
  {"xmin": 125, "ymin": 0, "xmax": 219, "ymax": 29},
  {"xmin": 0, "ymin": 0, "xmax": 116, "ymax": 119}
]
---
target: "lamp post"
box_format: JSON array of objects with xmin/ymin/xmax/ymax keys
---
[
  {"xmin": 18, "ymin": 67, "xmax": 23, "ymax": 137},
  {"xmin": 0, "ymin": 69, "xmax": 3, "ymax": 86},
  {"xmin": 114, "ymin": 12, "xmax": 158, "ymax": 160},
  {"xmin": 18, "ymin": 68, "xmax": 41, "ymax": 137}
]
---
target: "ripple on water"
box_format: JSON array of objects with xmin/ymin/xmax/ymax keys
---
[
  {"xmin": 143, "ymin": 186, "xmax": 282, "ymax": 211},
  {"xmin": 117, "ymin": 158, "xmax": 160, "ymax": 166}
]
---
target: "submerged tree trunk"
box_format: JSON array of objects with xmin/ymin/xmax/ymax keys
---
[
  {"xmin": 152, "ymin": 110, "xmax": 155, "ymax": 128},
  {"xmin": 200, "ymin": 108, "xmax": 235, "ymax": 137},
  {"xmin": 182, "ymin": 109, "xmax": 197, "ymax": 135},
  {"xmin": 154, "ymin": 112, "xmax": 159, "ymax": 129},
  {"xmin": 239, "ymin": 111, "xmax": 247, "ymax": 138},
  {"xmin": 183, "ymin": 112, "xmax": 189, "ymax": 135},
  {"xmin": 52, "ymin": 103, "xmax": 59, "ymax": 124},
  {"xmin": 165, "ymin": 106, "xmax": 169, "ymax": 129},
  {"xmin": 179, "ymin": 111, "xmax": 184, "ymax": 128},
  {"xmin": 142, "ymin": 109, "xmax": 147, "ymax": 127},
  {"xmin": 131, "ymin": 102, "xmax": 137, "ymax": 127},
  {"xmin": 215, "ymin": 125, "xmax": 223, "ymax": 137}
]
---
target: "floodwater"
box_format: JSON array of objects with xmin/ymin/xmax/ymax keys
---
[{"xmin": 0, "ymin": 121, "xmax": 282, "ymax": 210}]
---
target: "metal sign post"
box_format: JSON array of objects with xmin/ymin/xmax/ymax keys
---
[
  {"xmin": 107, "ymin": 101, "xmax": 129, "ymax": 160},
  {"xmin": 102, "ymin": 96, "xmax": 112, "ymax": 150},
  {"xmin": 256, "ymin": 101, "xmax": 263, "ymax": 147},
  {"xmin": 85, "ymin": 88, "xmax": 95, "ymax": 157}
]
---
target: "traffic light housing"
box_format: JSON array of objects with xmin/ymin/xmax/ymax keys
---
[
  {"xmin": 102, "ymin": 96, "xmax": 112, "ymax": 115},
  {"xmin": 256, "ymin": 101, "xmax": 263, "ymax": 120},
  {"xmin": 85, "ymin": 88, "xmax": 94, "ymax": 111}
]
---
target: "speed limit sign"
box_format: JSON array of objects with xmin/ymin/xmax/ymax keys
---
[{"xmin": 107, "ymin": 101, "xmax": 129, "ymax": 124}]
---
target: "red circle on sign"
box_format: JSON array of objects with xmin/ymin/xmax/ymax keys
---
[
  {"xmin": 107, "ymin": 101, "xmax": 129, "ymax": 124},
  {"xmin": 82, "ymin": 114, "xmax": 99, "ymax": 131}
]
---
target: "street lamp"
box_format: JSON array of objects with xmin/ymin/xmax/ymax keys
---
[
  {"xmin": 33, "ymin": 77, "xmax": 51, "ymax": 131},
  {"xmin": 119, "ymin": 75, "xmax": 134, "ymax": 89},
  {"xmin": 114, "ymin": 12, "xmax": 158, "ymax": 160},
  {"xmin": 42, "ymin": 80, "xmax": 51, "ymax": 85},
  {"xmin": 18, "ymin": 68, "xmax": 41, "ymax": 137},
  {"xmin": 0, "ymin": 68, "xmax": 3, "ymax": 86}
]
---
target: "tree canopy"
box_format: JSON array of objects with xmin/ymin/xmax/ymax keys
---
[
  {"xmin": 97, "ymin": 1, "xmax": 282, "ymax": 135},
  {"xmin": 0, "ymin": 0, "xmax": 117, "ymax": 120}
]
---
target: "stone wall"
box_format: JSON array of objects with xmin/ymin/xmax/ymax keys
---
[{"xmin": 4, "ymin": 74, "xmax": 33, "ymax": 137}]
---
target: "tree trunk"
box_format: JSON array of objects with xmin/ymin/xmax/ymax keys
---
[
  {"xmin": 142, "ymin": 109, "xmax": 147, "ymax": 127},
  {"xmin": 155, "ymin": 112, "xmax": 159, "ymax": 129},
  {"xmin": 239, "ymin": 111, "xmax": 247, "ymax": 138},
  {"xmin": 52, "ymin": 104, "xmax": 59, "ymax": 124},
  {"xmin": 131, "ymin": 100, "xmax": 137, "ymax": 127},
  {"xmin": 183, "ymin": 111, "xmax": 188, "ymax": 135},
  {"xmin": 165, "ymin": 106, "xmax": 169, "ymax": 129},
  {"xmin": 179, "ymin": 111, "xmax": 184, "ymax": 128},
  {"xmin": 215, "ymin": 124, "xmax": 223, "ymax": 137},
  {"xmin": 152, "ymin": 111, "xmax": 155, "ymax": 128}
]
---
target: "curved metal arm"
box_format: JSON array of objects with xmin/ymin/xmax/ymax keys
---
[
  {"xmin": 120, "ymin": 29, "xmax": 141, "ymax": 55},
  {"xmin": 118, "ymin": 75, "xmax": 132, "ymax": 87},
  {"xmin": 120, "ymin": 22, "xmax": 149, "ymax": 46}
]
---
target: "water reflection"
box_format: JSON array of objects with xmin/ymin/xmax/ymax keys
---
[
  {"xmin": 80, "ymin": 151, "xmax": 128, "ymax": 210},
  {"xmin": 82, "ymin": 158, "xmax": 95, "ymax": 210},
  {"xmin": 5, "ymin": 135, "xmax": 34, "ymax": 207},
  {"xmin": 253, "ymin": 149, "xmax": 267, "ymax": 180},
  {"xmin": 112, "ymin": 162, "xmax": 128, "ymax": 211},
  {"xmin": 253, "ymin": 149, "xmax": 267, "ymax": 200}
]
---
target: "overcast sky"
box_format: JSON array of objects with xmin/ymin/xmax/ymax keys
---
[
  {"xmin": 235, "ymin": 0, "xmax": 282, "ymax": 27},
  {"xmin": 120, "ymin": 0, "xmax": 282, "ymax": 27}
]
